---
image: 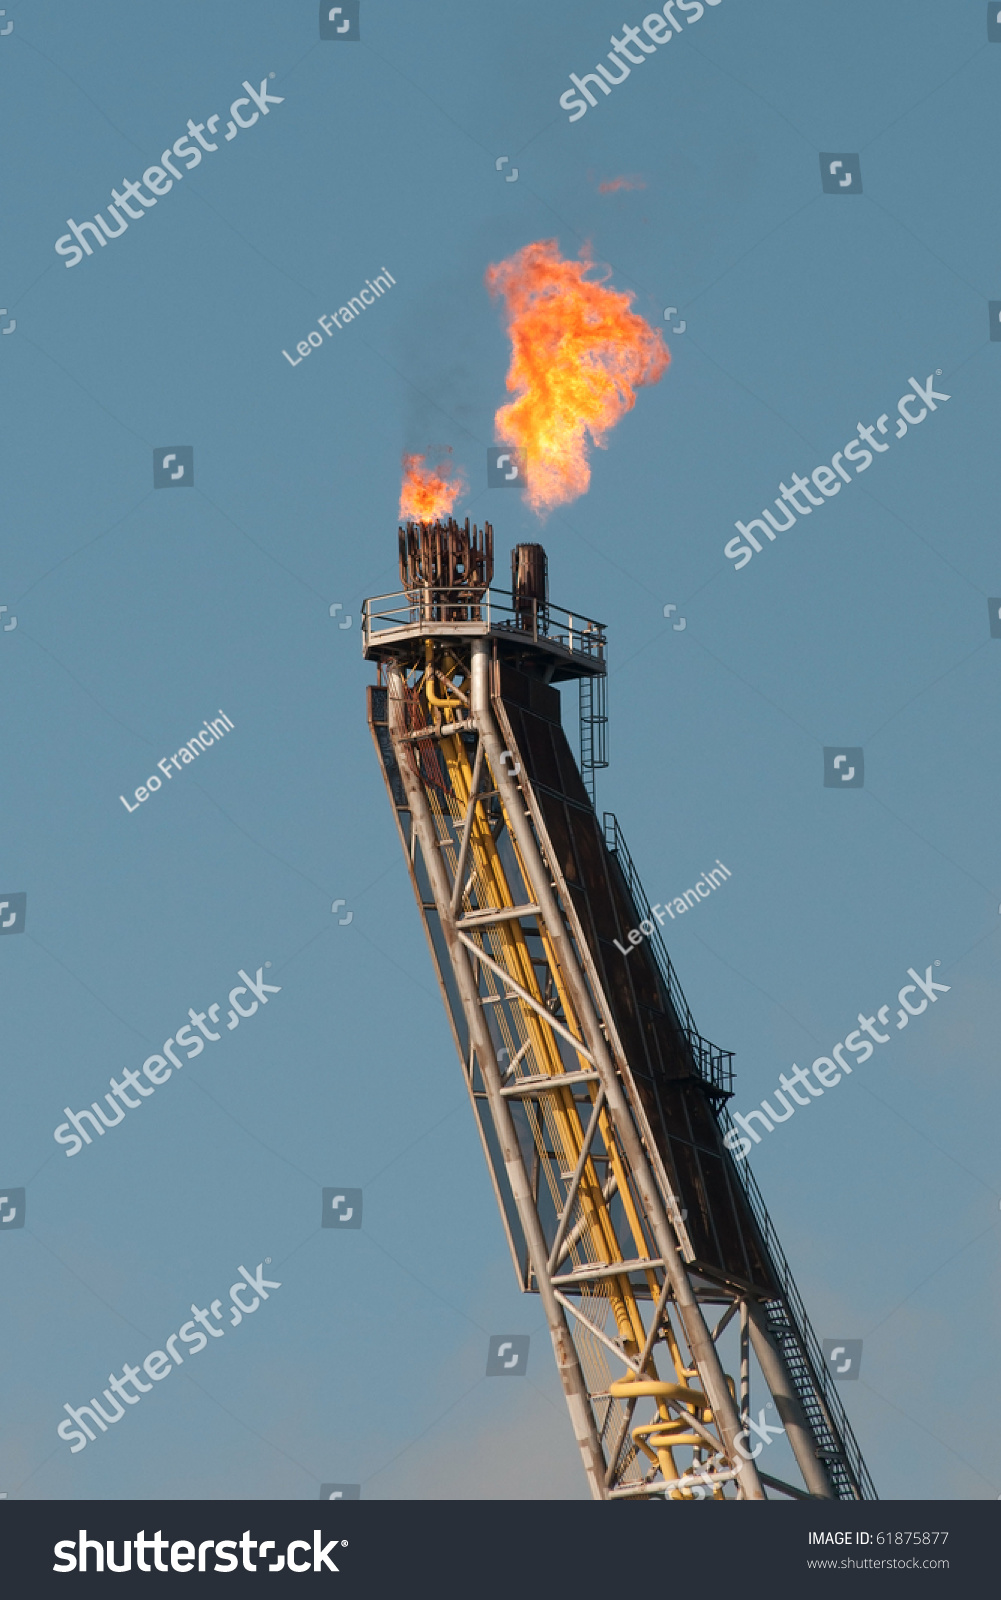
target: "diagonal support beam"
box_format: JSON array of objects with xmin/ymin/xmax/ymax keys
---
[
  {"xmin": 455, "ymin": 932, "xmax": 595, "ymax": 1062},
  {"xmin": 547, "ymin": 1087, "xmax": 606, "ymax": 1274},
  {"xmin": 554, "ymin": 1290, "xmax": 642, "ymax": 1376},
  {"xmin": 711, "ymin": 1301, "xmax": 739, "ymax": 1344},
  {"xmin": 555, "ymin": 1174, "xmax": 617, "ymax": 1272},
  {"xmin": 449, "ymin": 738, "xmax": 485, "ymax": 917},
  {"xmin": 501, "ymin": 1039, "xmax": 532, "ymax": 1081}
]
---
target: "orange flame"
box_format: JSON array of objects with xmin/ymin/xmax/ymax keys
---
[
  {"xmin": 598, "ymin": 175, "xmax": 646, "ymax": 193},
  {"xmin": 398, "ymin": 451, "xmax": 466, "ymax": 523},
  {"xmin": 486, "ymin": 239, "xmax": 669, "ymax": 514}
]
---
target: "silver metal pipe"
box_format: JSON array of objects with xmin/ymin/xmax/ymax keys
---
[
  {"xmin": 553, "ymin": 1291, "xmax": 642, "ymax": 1376},
  {"xmin": 500, "ymin": 1068, "xmax": 599, "ymax": 1098},
  {"xmin": 555, "ymin": 1174, "xmax": 617, "ymax": 1271},
  {"xmin": 457, "ymin": 902, "xmax": 541, "ymax": 928},
  {"xmin": 745, "ymin": 1299, "xmax": 834, "ymax": 1499},
  {"xmin": 501, "ymin": 1039, "xmax": 532, "ymax": 1081},
  {"xmin": 711, "ymin": 1301, "xmax": 739, "ymax": 1344},
  {"xmin": 448, "ymin": 739, "xmax": 484, "ymax": 916},
  {"xmin": 454, "ymin": 933, "xmax": 595, "ymax": 1060},
  {"xmin": 740, "ymin": 1299, "xmax": 750, "ymax": 1431},
  {"xmin": 547, "ymin": 1088, "xmax": 606, "ymax": 1274}
]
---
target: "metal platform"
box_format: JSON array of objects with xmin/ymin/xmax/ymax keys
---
[{"xmin": 362, "ymin": 586, "xmax": 607, "ymax": 682}]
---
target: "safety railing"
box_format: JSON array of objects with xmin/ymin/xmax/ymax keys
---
[
  {"xmin": 603, "ymin": 814, "xmax": 734, "ymax": 1099},
  {"xmin": 717, "ymin": 1102, "xmax": 878, "ymax": 1500},
  {"xmin": 362, "ymin": 586, "xmax": 607, "ymax": 667}
]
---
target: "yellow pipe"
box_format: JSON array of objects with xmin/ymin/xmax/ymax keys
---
[
  {"xmin": 609, "ymin": 1377, "xmax": 708, "ymax": 1408},
  {"xmin": 638, "ymin": 1437, "xmax": 707, "ymax": 1451},
  {"xmin": 423, "ymin": 641, "xmax": 465, "ymax": 708},
  {"xmin": 659, "ymin": 1312, "xmax": 698, "ymax": 1382}
]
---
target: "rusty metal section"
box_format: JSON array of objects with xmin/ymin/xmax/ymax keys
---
[
  {"xmin": 511, "ymin": 541, "xmax": 548, "ymax": 631},
  {"xmin": 399, "ymin": 515, "xmax": 493, "ymax": 613}
]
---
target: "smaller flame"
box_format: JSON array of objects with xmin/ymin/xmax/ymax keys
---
[
  {"xmin": 598, "ymin": 176, "xmax": 646, "ymax": 194},
  {"xmin": 399, "ymin": 451, "xmax": 466, "ymax": 523}
]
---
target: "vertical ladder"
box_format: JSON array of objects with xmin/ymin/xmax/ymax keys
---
[{"xmin": 579, "ymin": 674, "xmax": 609, "ymax": 808}]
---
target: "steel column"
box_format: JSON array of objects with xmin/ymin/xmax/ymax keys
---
[{"xmin": 746, "ymin": 1299, "xmax": 834, "ymax": 1499}]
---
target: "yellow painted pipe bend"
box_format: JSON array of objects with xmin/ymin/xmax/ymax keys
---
[
  {"xmin": 423, "ymin": 673, "xmax": 464, "ymax": 709},
  {"xmin": 609, "ymin": 1378, "xmax": 707, "ymax": 1407},
  {"xmin": 422, "ymin": 646, "xmax": 464, "ymax": 709},
  {"xmin": 637, "ymin": 1432, "xmax": 707, "ymax": 1450},
  {"xmin": 633, "ymin": 1421, "xmax": 711, "ymax": 1441}
]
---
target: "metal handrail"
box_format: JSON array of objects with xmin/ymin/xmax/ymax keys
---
[
  {"xmin": 362, "ymin": 586, "xmax": 607, "ymax": 665},
  {"xmin": 603, "ymin": 814, "xmax": 734, "ymax": 1099},
  {"xmin": 718, "ymin": 1103, "xmax": 877, "ymax": 1499}
]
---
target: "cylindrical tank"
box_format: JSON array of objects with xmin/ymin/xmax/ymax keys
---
[{"xmin": 511, "ymin": 542, "xmax": 548, "ymax": 632}]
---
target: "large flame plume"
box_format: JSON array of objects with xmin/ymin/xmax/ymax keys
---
[
  {"xmin": 486, "ymin": 239, "xmax": 669, "ymax": 515},
  {"xmin": 398, "ymin": 450, "xmax": 466, "ymax": 523}
]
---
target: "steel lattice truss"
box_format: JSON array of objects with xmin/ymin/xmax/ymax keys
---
[{"xmin": 364, "ymin": 555, "xmax": 875, "ymax": 1503}]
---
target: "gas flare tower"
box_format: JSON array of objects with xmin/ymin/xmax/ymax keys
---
[{"xmin": 363, "ymin": 518, "xmax": 875, "ymax": 1502}]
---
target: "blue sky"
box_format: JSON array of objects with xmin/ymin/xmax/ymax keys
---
[{"xmin": 0, "ymin": 0, "xmax": 999, "ymax": 1501}]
